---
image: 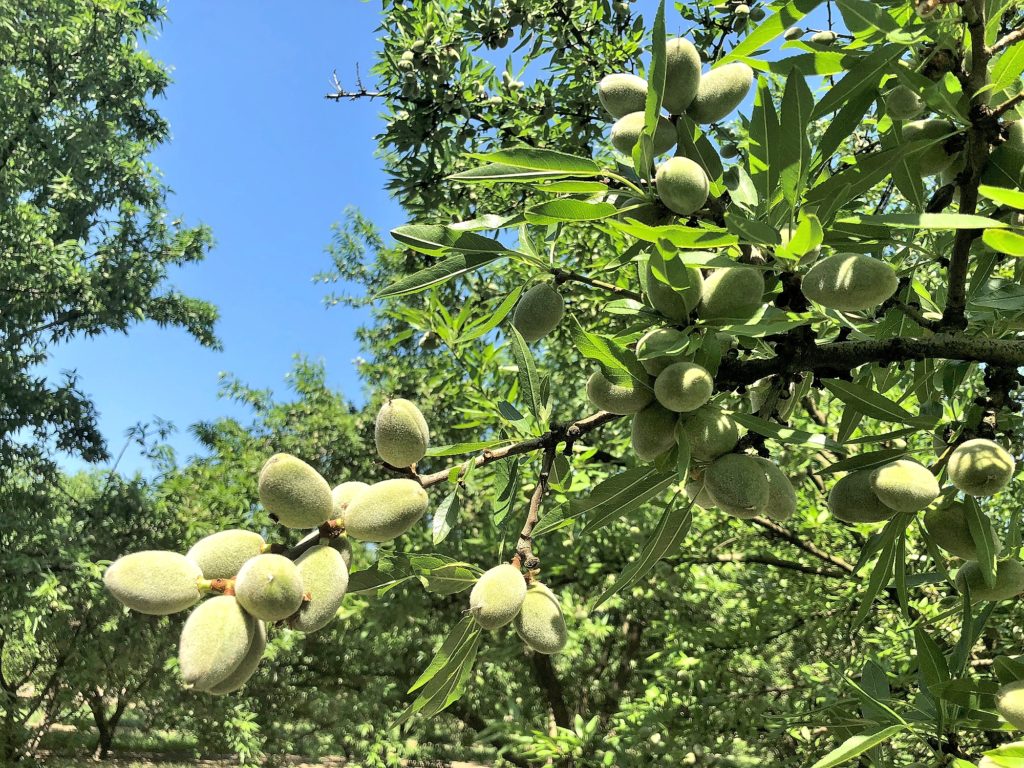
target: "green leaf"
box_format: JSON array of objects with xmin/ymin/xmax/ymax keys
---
[
  {"xmin": 823, "ymin": 378, "xmax": 932, "ymax": 426},
  {"xmin": 594, "ymin": 495, "xmax": 693, "ymax": 608},
  {"xmin": 524, "ymin": 199, "xmax": 618, "ymax": 224},
  {"xmin": 538, "ymin": 180, "xmax": 609, "ymax": 193},
  {"xmin": 748, "ymin": 76, "xmax": 781, "ymax": 207},
  {"xmin": 471, "ymin": 147, "xmax": 602, "ymax": 175},
  {"xmin": 812, "ymin": 45, "xmax": 905, "ymax": 119},
  {"xmin": 818, "ymin": 448, "xmax": 909, "ymax": 475},
  {"xmin": 983, "ymin": 229, "xmax": 1024, "ymax": 257},
  {"xmin": 419, "ymin": 561, "xmax": 478, "ymax": 595},
  {"xmin": 508, "ymin": 326, "xmax": 543, "ymax": 422},
  {"xmin": 724, "ymin": 210, "xmax": 781, "ymax": 244},
  {"xmin": 492, "ymin": 457, "xmax": 520, "ymax": 526},
  {"xmin": 449, "ymin": 163, "xmax": 577, "ymax": 182},
  {"xmin": 675, "ymin": 116, "xmax": 724, "ymax": 183},
  {"xmin": 390, "ymin": 224, "xmax": 510, "ymax": 255},
  {"xmin": 964, "ymin": 496, "xmax": 999, "ymax": 589},
  {"xmin": 991, "ymin": 44, "xmax": 1024, "ymax": 95},
  {"xmin": 914, "ymin": 626, "xmax": 950, "ymax": 693},
  {"xmin": 377, "ymin": 252, "xmax": 508, "ymax": 298},
  {"xmin": 456, "ymin": 285, "xmax": 524, "ymax": 344},
  {"xmin": 853, "ymin": 515, "xmax": 910, "ymax": 627},
  {"xmin": 836, "ymin": 0, "xmax": 900, "ymax": 33},
  {"xmin": 408, "ymin": 616, "xmax": 479, "ymax": 694},
  {"xmin": 578, "ymin": 466, "xmax": 676, "ymax": 533},
  {"xmin": 809, "ymin": 725, "xmax": 908, "ymax": 768},
  {"xmin": 979, "ymin": 184, "xmax": 1024, "ymax": 209},
  {"xmin": 778, "ymin": 71, "xmax": 814, "ymax": 206},
  {"xmin": 729, "ymin": 412, "xmax": 846, "ymax": 452},
  {"xmin": 427, "ymin": 439, "xmax": 511, "ymax": 457},
  {"xmin": 775, "ymin": 213, "xmax": 823, "ymax": 259},
  {"xmin": 569, "ymin": 316, "xmax": 650, "ymax": 387},
  {"xmin": 432, "ymin": 489, "xmax": 461, "ymax": 544},
  {"xmin": 836, "ymin": 213, "xmax": 1008, "ymax": 230},
  {"xmin": 718, "ymin": 0, "xmax": 824, "ymax": 67},
  {"xmin": 606, "ymin": 219, "xmax": 739, "ymax": 249},
  {"xmin": 633, "ymin": 0, "xmax": 667, "ymax": 180}
]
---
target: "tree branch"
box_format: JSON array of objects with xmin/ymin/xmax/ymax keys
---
[
  {"xmin": 991, "ymin": 27, "xmax": 1024, "ymax": 55},
  {"xmin": 749, "ymin": 518, "xmax": 856, "ymax": 574},
  {"xmin": 942, "ymin": 0, "xmax": 992, "ymax": 329},
  {"xmin": 552, "ymin": 268, "xmax": 643, "ymax": 302},
  {"xmin": 715, "ymin": 335, "xmax": 1024, "ymax": 389},
  {"xmin": 670, "ymin": 551, "xmax": 850, "ymax": 578},
  {"xmin": 512, "ymin": 444, "xmax": 556, "ymax": 570}
]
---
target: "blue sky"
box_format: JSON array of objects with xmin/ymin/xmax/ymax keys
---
[{"xmin": 45, "ymin": 1, "xmax": 400, "ymax": 475}]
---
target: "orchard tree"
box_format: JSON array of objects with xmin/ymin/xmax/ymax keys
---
[
  {"xmin": 102, "ymin": 0, "xmax": 1024, "ymax": 766},
  {"xmin": 0, "ymin": 0, "xmax": 217, "ymax": 472}
]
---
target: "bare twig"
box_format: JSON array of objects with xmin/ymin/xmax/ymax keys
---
[
  {"xmin": 750, "ymin": 517, "xmax": 856, "ymax": 574},
  {"xmin": 670, "ymin": 551, "xmax": 849, "ymax": 578},
  {"xmin": 991, "ymin": 27, "xmax": 1024, "ymax": 55},
  {"xmin": 513, "ymin": 444, "xmax": 557, "ymax": 570},
  {"xmin": 552, "ymin": 268, "xmax": 643, "ymax": 302}
]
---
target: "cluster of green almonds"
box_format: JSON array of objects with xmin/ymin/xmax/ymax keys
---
[
  {"xmin": 882, "ymin": 83, "xmax": 1024, "ymax": 186},
  {"xmin": 598, "ymin": 38, "xmax": 753, "ymax": 216},
  {"xmin": 103, "ymin": 528, "xmax": 352, "ymax": 695},
  {"xmin": 103, "ymin": 398, "xmax": 436, "ymax": 694},
  {"xmin": 468, "ymin": 564, "xmax": 568, "ymax": 654},
  {"xmin": 829, "ymin": 438, "xmax": 1022, "ymax": 602}
]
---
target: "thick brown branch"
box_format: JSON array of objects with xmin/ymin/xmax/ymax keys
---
[
  {"xmin": 715, "ymin": 335, "xmax": 1024, "ymax": 389},
  {"xmin": 942, "ymin": 0, "xmax": 991, "ymax": 329},
  {"xmin": 992, "ymin": 92, "xmax": 1024, "ymax": 118}
]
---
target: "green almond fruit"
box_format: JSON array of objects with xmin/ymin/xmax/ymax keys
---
[
  {"xmin": 636, "ymin": 327, "xmax": 690, "ymax": 376},
  {"xmin": 956, "ymin": 559, "xmax": 1024, "ymax": 602},
  {"xmin": 258, "ymin": 453, "xmax": 333, "ymax": 529},
  {"xmin": 923, "ymin": 501, "xmax": 1002, "ymax": 560},
  {"xmin": 827, "ymin": 470, "xmax": 897, "ymax": 524},
  {"xmin": 997, "ymin": 680, "xmax": 1024, "ymax": 729},
  {"xmin": 631, "ymin": 402, "xmax": 679, "ymax": 462},
  {"xmin": 870, "ymin": 459, "xmax": 939, "ymax": 513},
  {"xmin": 186, "ymin": 529, "xmax": 265, "ymax": 580},
  {"xmin": 885, "ymin": 84, "xmax": 924, "ymax": 120},
  {"xmin": 947, "ymin": 438, "xmax": 1016, "ymax": 496},
  {"xmin": 179, "ymin": 595, "xmax": 255, "ymax": 691},
  {"xmin": 678, "ymin": 406, "xmax": 740, "ymax": 462},
  {"xmin": 374, "ymin": 398, "xmax": 430, "ymax": 468},
  {"xmin": 513, "ymin": 283, "xmax": 565, "ymax": 342},
  {"xmin": 234, "ymin": 554, "xmax": 305, "ymax": 622},
  {"xmin": 470, "ymin": 563, "xmax": 527, "ymax": 630},
  {"xmin": 654, "ymin": 361, "xmax": 713, "ymax": 413},
  {"xmin": 643, "ymin": 253, "xmax": 704, "ymax": 321},
  {"xmin": 586, "ymin": 370, "xmax": 654, "ymax": 415},
  {"xmin": 662, "ymin": 38, "xmax": 702, "ymax": 115},
  {"xmin": 291, "ymin": 544, "xmax": 349, "ymax": 633},
  {"xmin": 903, "ymin": 119, "xmax": 958, "ymax": 176},
  {"xmin": 343, "ymin": 478, "xmax": 429, "ymax": 542},
  {"xmin": 754, "ymin": 457, "xmax": 797, "ymax": 522},
  {"xmin": 331, "ymin": 481, "xmax": 369, "ymax": 517},
  {"xmin": 801, "ymin": 253, "xmax": 899, "ymax": 312},
  {"xmin": 699, "ymin": 267, "xmax": 765, "ymax": 321},
  {"xmin": 514, "ymin": 581, "xmax": 567, "ymax": 654},
  {"xmin": 686, "ymin": 62, "xmax": 753, "ymax": 124},
  {"xmin": 655, "ymin": 157, "xmax": 710, "ymax": 216},
  {"xmin": 206, "ymin": 619, "xmax": 267, "ymax": 695},
  {"xmin": 104, "ymin": 551, "xmax": 203, "ymax": 616},
  {"xmin": 610, "ymin": 112, "xmax": 677, "ymax": 156},
  {"xmin": 705, "ymin": 453, "xmax": 770, "ymax": 518},
  {"xmin": 598, "ymin": 73, "xmax": 648, "ymax": 118}
]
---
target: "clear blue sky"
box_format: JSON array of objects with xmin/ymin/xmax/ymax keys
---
[{"xmin": 45, "ymin": 1, "xmax": 401, "ymax": 475}]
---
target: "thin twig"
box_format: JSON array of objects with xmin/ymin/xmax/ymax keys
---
[
  {"xmin": 991, "ymin": 27, "xmax": 1024, "ymax": 55},
  {"xmin": 513, "ymin": 445, "xmax": 557, "ymax": 570},
  {"xmin": 552, "ymin": 267, "xmax": 643, "ymax": 301}
]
